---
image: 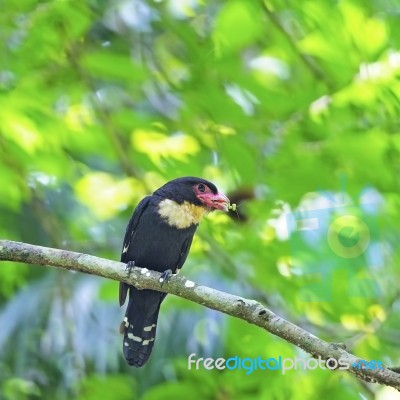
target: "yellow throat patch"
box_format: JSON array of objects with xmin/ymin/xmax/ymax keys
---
[{"xmin": 158, "ymin": 199, "xmax": 208, "ymax": 229}]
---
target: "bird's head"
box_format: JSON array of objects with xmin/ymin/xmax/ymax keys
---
[
  {"xmin": 155, "ymin": 177, "xmax": 230, "ymax": 211},
  {"xmin": 154, "ymin": 177, "xmax": 231, "ymax": 229}
]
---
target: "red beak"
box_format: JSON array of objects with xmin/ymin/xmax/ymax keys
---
[{"xmin": 197, "ymin": 191, "xmax": 230, "ymax": 212}]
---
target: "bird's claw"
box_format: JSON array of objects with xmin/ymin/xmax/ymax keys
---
[
  {"xmin": 159, "ymin": 269, "xmax": 173, "ymax": 285},
  {"xmin": 125, "ymin": 261, "xmax": 135, "ymax": 276}
]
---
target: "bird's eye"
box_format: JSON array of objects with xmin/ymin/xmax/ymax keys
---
[{"xmin": 197, "ymin": 183, "xmax": 206, "ymax": 193}]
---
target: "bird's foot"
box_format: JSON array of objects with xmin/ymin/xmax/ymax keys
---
[
  {"xmin": 159, "ymin": 269, "xmax": 173, "ymax": 285},
  {"xmin": 125, "ymin": 261, "xmax": 135, "ymax": 276}
]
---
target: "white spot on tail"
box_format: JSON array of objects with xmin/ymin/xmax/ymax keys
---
[
  {"xmin": 123, "ymin": 317, "xmax": 129, "ymax": 327},
  {"xmin": 141, "ymin": 268, "xmax": 149, "ymax": 274},
  {"xmin": 143, "ymin": 324, "xmax": 156, "ymax": 332},
  {"xmin": 127, "ymin": 333, "xmax": 142, "ymax": 342},
  {"xmin": 185, "ymin": 280, "xmax": 195, "ymax": 288},
  {"xmin": 122, "ymin": 244, "xmax": 129, "ymax": 253},
  {"xmin": 142, "ymin": 338, "xmax": 155, "ymax": 346},
  {"xmin": 124, "ymin": 341, "xmax": 129, "ymax": 346}
]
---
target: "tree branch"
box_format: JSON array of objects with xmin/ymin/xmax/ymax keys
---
[
  {"xmin": 0, "ymin": 240, "xmax": 399, "ymax": 389},
  {"xmin": 260, "ymin": 0, "xmax": 335, "ymax": 91}
]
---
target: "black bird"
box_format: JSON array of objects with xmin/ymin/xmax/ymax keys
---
[{"xmin": 119, "ymin": 177, "xmax": 230, "ymax": 367}]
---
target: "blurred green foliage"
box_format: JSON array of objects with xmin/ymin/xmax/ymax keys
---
[{"xmin": 1, "ymin": 0, "xmax": 400, "ymax": 399}]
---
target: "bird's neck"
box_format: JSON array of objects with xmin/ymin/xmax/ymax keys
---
[{"xmin": 158, "ymin": 199, "xmax": 208, "ymax": 229}]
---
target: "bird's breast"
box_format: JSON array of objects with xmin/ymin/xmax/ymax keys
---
[{"xmin": 126, "ymin": 208, "xmax": 196, "ymax": 272}]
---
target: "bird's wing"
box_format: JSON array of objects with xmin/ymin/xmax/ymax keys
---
[
  {"xmin": 176, "ymin": 235, "xmax": 194, "ymax": 271},
  {"xmin": 119, "ymin": 196, "xmax": 151, "ymax": 306},
  {"xmin": 159, "ymin": 234, "xmax": 194, "ymax": 303}
]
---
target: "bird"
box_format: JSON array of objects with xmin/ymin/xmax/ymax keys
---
[{"xmin": 119, "ymin": 176, "xmax": 230, "ymax": 367}]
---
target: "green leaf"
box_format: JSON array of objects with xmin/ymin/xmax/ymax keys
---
[
  {"xmin": 213, "ymin": 1, "xmax": 263, "ymax": 55},
  {"xmin": 82, "ymin": 51, "xmax": 147, "ymax": 82}
]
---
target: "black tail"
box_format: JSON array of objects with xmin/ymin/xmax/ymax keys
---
[{"xmin": 122, "ymin": 287, "xmax": 162, "ymax": 367}]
